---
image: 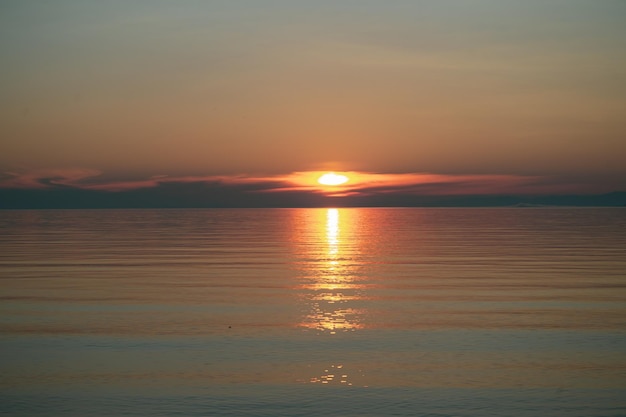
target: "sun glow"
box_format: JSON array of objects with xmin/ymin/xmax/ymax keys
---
[{"xmin": 317, "ymin": 172, "xmax": 349, "ymax": 186}]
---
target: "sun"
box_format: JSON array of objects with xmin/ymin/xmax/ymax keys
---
[{"xmin": 317, "ymin": 172, "xmax": 349, "ymax": 186}]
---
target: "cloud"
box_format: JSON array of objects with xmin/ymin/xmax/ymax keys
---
[
  {"xmin": 0, "ymin": 169, "xmax": 286, "ymax": 192},
  {"xmin": 0, "ymin": 168, "xmax": 102, "ymax": 189},
  {"xmin": 279, "ymin": 171, "xmax": 566, "ymax": 196},
  {"xmin": 1, "ymin": 168, "xmax": 623, "ymax": 209}
]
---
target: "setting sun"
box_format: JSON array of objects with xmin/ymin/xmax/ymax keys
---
[{"xmin": 317, "ymin": 172, "xmax": 349, "ymax": 186}]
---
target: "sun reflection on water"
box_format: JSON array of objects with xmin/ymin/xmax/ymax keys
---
[
  {"xmin": 326, "ymin": 208, "xmax": 339, "ymax": 255},
  {"xmin": 297, "ymin": 208, "xmax": 365, "ymax": 334}
]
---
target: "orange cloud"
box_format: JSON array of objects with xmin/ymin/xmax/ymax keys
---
[
  {"xmin": 0, "ymin": 168, "xmax": 612, "ymax": 197},
  {"xmin": 274, "ymin": 171, "xmax": 544, "ymax": 196}
]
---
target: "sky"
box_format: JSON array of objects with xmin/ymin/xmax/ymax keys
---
[{"xmin": 1, "ymin": 1, "xmax": 625, "ymax": 207}]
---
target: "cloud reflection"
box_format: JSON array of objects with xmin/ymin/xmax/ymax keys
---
[{"xmin": 298, "ymin": 209, "xmax": 365, "ymax": 334}]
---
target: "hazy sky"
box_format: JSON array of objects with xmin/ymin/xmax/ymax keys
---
[{"xmin": 1, "ymin": 1, "xmax": 625, "ymax": 204}]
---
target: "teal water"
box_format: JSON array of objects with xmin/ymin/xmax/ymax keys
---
[{"xmin": 1, "ymin": 208, "xmax": 625, "ymax": 416}]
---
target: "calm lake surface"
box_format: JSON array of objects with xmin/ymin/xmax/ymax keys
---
[{"xmin": 1, "ymin": 208, "xmax": 625, "ymax": 416}]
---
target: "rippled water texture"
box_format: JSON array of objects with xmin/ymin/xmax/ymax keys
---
[{"xmin": 1, "ymin": 208, "xmax": 625, "ymax": 416}]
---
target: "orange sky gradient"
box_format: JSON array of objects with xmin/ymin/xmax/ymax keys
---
[{"xmin": 1, "ymin": 1, "xmax": 625, "ymax": 207}]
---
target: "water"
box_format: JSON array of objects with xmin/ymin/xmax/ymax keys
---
[{"xmin": 1, "ymin": 208, "xmax": 625, "ymax": 416}]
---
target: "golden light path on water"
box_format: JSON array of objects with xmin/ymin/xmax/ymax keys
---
[
  {"xmin": 296, "ymin": 208, "xmax": 369, "ymax": 385},
  {"xmin": 300, "ymin": 208, "xmax": 365, "ymax": 335},
  {"xmin": 326, "ymin": 208, "xmax": 339, "ymax": 256}
]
